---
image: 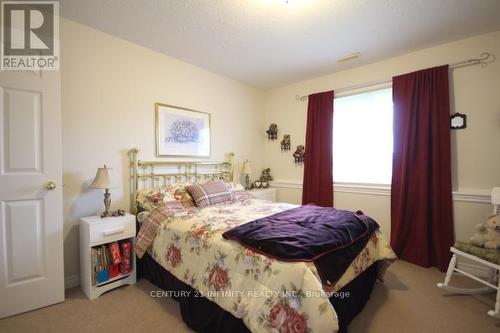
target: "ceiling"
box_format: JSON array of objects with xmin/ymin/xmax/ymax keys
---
[{"xmin": 60, "ymin": 0, "xmax": 500, "ymax": 89}]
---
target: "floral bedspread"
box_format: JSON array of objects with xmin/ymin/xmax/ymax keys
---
[{"xmin": 148, "ymin": 199, "xmax": 396, "ymax": 333}]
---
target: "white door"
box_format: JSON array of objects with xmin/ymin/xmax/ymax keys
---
[{"xmin": 0, "ymin": 69, "xmax": 64, "ymax": 318}]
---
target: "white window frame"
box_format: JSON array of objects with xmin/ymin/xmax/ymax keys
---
[{"xmin": 332, "ymin": 83, "xmax": 393, "ymax": 190}]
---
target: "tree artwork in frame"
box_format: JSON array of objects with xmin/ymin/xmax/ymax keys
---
[{"xmin": 155, "ymin": 103, "xmax": 211, "ymax": 157}]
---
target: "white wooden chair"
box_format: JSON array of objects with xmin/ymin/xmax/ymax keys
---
[{"xmin": 437, "ymin": 187, "xmax": 500, "ymax": 318}]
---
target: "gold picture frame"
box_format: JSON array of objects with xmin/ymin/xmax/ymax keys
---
[{"xmin": 155, "ymin": 103, "xmax": 211, "ymax": 158}]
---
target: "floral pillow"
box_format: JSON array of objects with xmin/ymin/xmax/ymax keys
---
[
  {"xmin": 136, "ymin": 183, "xmax": 194, "ymax": 211},
  {"xmin": 224, "ymin": 181, "xmax": 254, "ymax": 201},
  {"xmin": 232, "ymin": 189, "xmax": 255, "ymax": 202},
  {"xmin": 224, "ymin": 181, "xmax": 245, "ymax": 192}
]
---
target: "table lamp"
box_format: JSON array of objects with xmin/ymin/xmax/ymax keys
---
[
  {"xmin": 242, "ymin": 160, "xmax": 252, "ymax": 190},
  {"xmin": 90, "ymin": 165, "xmax": 115, "ymax": 218}
]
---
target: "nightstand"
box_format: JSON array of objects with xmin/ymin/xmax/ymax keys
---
[
  {"xmin": 250, "ymin": 188, "xmax": 277, "ymax": 202},
  {"xmin": 79, "ymin": 214, "xmax": 136, "ymax": 300}
]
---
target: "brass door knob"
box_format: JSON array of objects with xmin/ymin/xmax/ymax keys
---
[{"xmin": 45, "ymin": 181, "xmax": 56, "ymax": 191}]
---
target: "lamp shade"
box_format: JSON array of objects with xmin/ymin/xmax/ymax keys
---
[
  {"xmin": 242, "ymin": 160, "xmax": 252, "ymax": 175},
  {"xmin": 90, "ymin": 165, "xmax": 114, "ymax": 189}
]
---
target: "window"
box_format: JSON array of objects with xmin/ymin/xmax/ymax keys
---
[{"xmin": 333, "ymin": 87, "xmax": 393, "ymax": 184}]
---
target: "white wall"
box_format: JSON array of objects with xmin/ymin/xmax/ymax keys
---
[
  {"xmin": 61, "ymin": 20, "xmax": 499, "ymax": 283},
  {"xmin": 60, "ymin": 19, "xmax": 265, "ymax": 281},
  {"xmin": 264, "ymin": 31, "xmax": 500, "ymax": 241}
]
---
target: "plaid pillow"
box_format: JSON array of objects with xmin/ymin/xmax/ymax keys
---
[{"xmin": 186, "ymin": 180, "xmax": 234, "ymax": 208}]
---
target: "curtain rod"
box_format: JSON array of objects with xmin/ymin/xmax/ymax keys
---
[{"xmin": 295, "ymin": 52, "xmax": 495, "ymax": 101}]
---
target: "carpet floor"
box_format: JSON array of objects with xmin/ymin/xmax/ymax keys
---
[{"xmin": 1, "ymin": 260, "xmax": 499, "ymax": 333}]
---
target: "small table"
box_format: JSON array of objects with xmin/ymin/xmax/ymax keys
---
[
  {"xmin": 79, "ymin": 214, "xmax": 136, "ymax": 300},
  {"xmin": 250, "ymin": 188, "xmax": 277, "ymax": 202}
]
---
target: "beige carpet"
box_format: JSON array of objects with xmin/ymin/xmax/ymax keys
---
[{"xmin": 1, "ymin": 260, "xmax": 499, "ymax": 333}]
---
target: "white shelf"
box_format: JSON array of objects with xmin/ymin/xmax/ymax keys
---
[
  {"xmin": 95, "ymin": 272, "xmax": 132, "ymax": 287},
  {"xmin": 80, "ymin": 214, "xmax": 136, "ymax": 300}
]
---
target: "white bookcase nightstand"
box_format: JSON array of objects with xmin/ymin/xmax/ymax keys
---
[
  {"xmin": 250, "ymin": 188, "xmax": 277, "ymax": 202},
  {"xmin": 79, "ymin": 214, "xmax": 136, "ymax": 300}
]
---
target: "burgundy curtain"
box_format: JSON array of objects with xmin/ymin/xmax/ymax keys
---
[
  {"xmin": 302, "ymin": 90, "xmax": 334, "ymax": 207},
  {"xmin": 391, "ymin": 65, "xmax": 454, "ymax": 271}
]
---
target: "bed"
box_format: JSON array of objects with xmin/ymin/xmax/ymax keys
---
[{"xmin": 129, "ymin": 149, "xmax": 396, "ymax": 333}]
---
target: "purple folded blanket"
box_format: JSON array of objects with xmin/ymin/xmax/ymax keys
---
[{"xmin": 222, "ymin": 204, "xmax": 379, "ymax": 285}]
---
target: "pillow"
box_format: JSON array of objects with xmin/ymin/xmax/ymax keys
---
[
  {"xmin": 232, "ymin": 189, "xmax": 255, "ymax": 202},
  {"xmin": 136, "ymin": 183, "xmax": 194, "ymax": 211},
  {"xmin": 224, "ymin": 181, "xmax": 245, "ymax": 192},
  {"xmin": 186, "ymin": 180, "xmax": 234, "ymax": 208}
]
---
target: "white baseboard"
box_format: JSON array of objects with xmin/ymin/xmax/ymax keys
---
[{"xmin": 64, "ymin": 274, "xmax": 80, "ymax": 289}]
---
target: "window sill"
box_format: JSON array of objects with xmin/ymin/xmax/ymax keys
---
[
  {"xmin": 269, "ymin": 180, "xmax": 390, "ymax": 196},
  {"xmin": 270, "ymin": 179, "xmax": 491, "ymax": 203}
]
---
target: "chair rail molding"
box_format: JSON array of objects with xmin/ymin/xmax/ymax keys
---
[{"xmin": 270, "ymin": 179, "xmax": 491, "ymax": 204}]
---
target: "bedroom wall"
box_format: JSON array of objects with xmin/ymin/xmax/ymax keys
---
[
  {"xmin": 60, "ymin": 19, "xmax": 265, "ymax": 284},
  {"xmin": 264, "ymin": 30, "xmax": 500, "ymax": 244}
]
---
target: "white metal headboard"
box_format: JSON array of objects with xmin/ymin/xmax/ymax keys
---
[{"xmin": 128, "ymin": 148, "xmax": 234, "ymax": 213}]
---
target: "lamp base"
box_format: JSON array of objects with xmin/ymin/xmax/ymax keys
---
[
  {"xmin": 245, "ymin": 175, "xmax": 252, "ymax": 190},
  {"xmin": 101, "ymin": 189, "xmax": 112, "ymax": 218}
]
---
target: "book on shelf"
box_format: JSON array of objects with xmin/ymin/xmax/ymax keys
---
[
  {"xmin": 91, "ymin": 239, "xmax": 132, "ymax": 286},
  {"xmin": 91, "ymin": 248, "xmax": 97, "ymax": 286},
  {"xmin": 120, "ymin": 240, "xmax": 132, "ymax": 274},
  {"xmin": 110, "ymin": 242, "xmax": 121, "ymax": 264}
]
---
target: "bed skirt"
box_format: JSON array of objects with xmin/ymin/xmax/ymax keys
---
[{"xmin": 138, "ymin": 252, "xmax": 379, "ymax": 332}]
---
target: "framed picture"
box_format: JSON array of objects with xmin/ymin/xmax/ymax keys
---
[
  {"xmin": 450, "ymin": 112, "xmax": 466, "ymax": 129},
  {"xmin": 155, "ymin": 103, "xmax": 211, "ymax": 157}
]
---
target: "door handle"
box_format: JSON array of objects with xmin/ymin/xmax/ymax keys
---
[{"xmin": 45, "ymin": 181, "xmax": 56, "ymax": 191}]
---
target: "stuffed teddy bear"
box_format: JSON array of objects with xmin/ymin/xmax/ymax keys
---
[
  {"xmin": 470, "ymin": 214, "xmax": 500, "ymax": 250},
  {"xmin": 260, "ymin": 168, "xmax": 273, "ymax": 182}
]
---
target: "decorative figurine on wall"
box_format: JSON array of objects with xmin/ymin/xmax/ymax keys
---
[
  {"xmin": 266, "ymin": 123, "xmax": 278, "ymax": 140},
  {"xmin": 293, "ymin": 145, "xmax": 305, "ymax": 164},
  {"xmin": 280, "ymin": 134, "xmax": 291, "ymax": 151},
  {"xmin": 260, "ymin": 168, "xmax": 273, "ymax": 182}
]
